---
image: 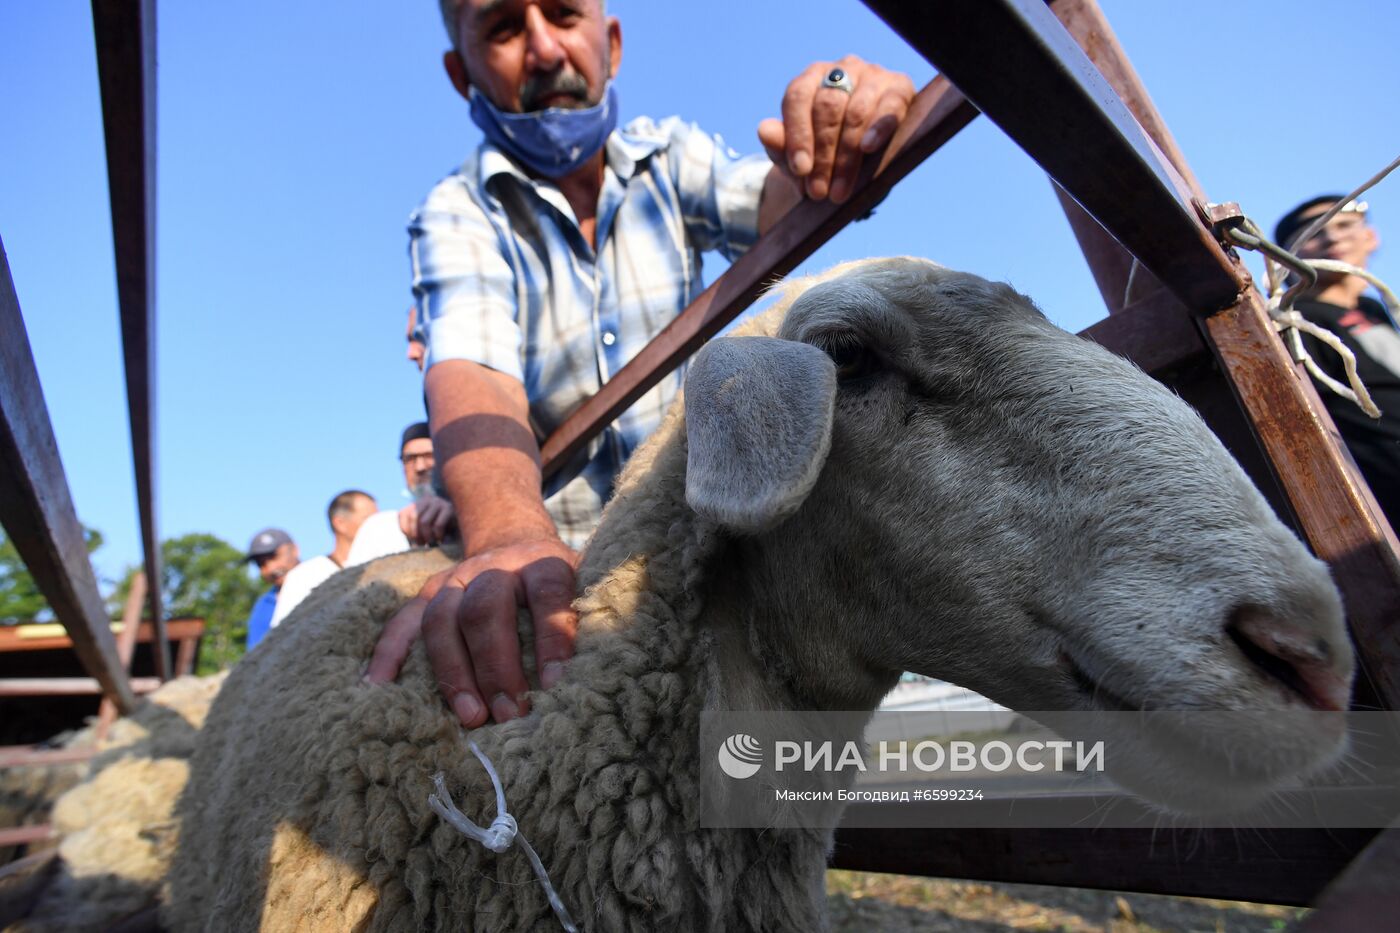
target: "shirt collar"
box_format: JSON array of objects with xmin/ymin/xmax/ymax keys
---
[{"xmin": 477, "ymin": 123, "xmax": 667, "ymax": 191}]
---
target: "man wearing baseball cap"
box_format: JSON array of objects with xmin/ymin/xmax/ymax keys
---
[
  {"xmin": 1275, "ymin": 195, "xmax": 1399, "ymax": 526},
  {"xmin": 242, "ymin": 527, "xmax": 300, "ymax": 651}
]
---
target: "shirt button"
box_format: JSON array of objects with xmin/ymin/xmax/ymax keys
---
[{"xmin": 601, "ymin": 331, "xmax": 617, "ymax": 347}]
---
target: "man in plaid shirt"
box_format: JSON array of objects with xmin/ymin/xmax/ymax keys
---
[{"xmin": 367, "ymin": 0, "xmax": 915, "ymax": 728}]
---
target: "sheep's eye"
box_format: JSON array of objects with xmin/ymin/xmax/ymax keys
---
[{"xmin": 820, "ymin": 336, "xmax": 876, "ymax": 380}]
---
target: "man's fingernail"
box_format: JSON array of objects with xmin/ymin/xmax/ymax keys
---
[
  {"xmin": 453, "ymin": 693, "xmax": 484, "ymax": 725},
  {"xmin": 490, "ymin": 693, "xmax": 520, "ymax": 722},
  {"xmin": 861, "ymin": 127, "xmax": 880, "ymax": 150},
  {"xmin": 830, "ymin": 179, "xmax": 848, "ymax": 203},
  {"xmin": 807, "ymin": 177, "xmax": 827, "ymax": 200},
  {"xmin": 542, "ymin": 661, "xmax": 565, "ymax": 688},
  {"xmin": 791, "ymin": 151, "xmax": 812, "ymax": 176}
]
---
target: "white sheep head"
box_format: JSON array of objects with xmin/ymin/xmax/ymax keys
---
[{"xmin": 682, "ymin": 256, "xmax": 1354, "ymax": 813}]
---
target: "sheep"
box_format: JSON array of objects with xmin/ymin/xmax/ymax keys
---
[
  {"xmin": 6, "ymin": 673, "xmax": 225, "ymax": 932},
  {"xmin": 160, "ymin": 257, "xmax": 1353, "ymax": 931}
]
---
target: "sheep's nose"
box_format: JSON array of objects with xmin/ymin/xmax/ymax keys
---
[{"xmin": 1227, "ymin": 607, "xmax": 1353, "ymax": 712}]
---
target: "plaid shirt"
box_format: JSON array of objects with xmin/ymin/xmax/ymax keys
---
[{"xmin": 409, "ymin": 117, "xmax": 770, "ymax": 548}]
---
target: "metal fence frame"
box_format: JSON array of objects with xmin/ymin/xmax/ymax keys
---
[{"xmin": 1, "ymin": 0, "xmax": 1394, "ymax": 921}]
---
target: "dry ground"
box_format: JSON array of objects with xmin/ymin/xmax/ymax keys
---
[{"xmin": 826, "ymin": 870, "xmax": 1305, "ymax": 932}]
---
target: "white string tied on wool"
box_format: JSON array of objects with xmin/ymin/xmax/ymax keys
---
[{"xmin": 428, "ymin": 741, "xmax": 578, "ymax": 933}]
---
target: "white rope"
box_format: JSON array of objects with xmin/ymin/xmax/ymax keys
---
[
  {"xmin": 428, "ymin": 742, "xmax": 578, "ymax": 932},
  {"xmin": 1270, "ymin": 310, "xmax": 1381, "ymax": 417},
  {"xmin": 1222, "ymin": 221, "xmax": 1384, "ymax": 419},
  {"xmin": 1217, "ymin": 152, "xmax": 1399, "ymax": 422},
  {"xmin": 1308, "ymin": 259, "xmax": 1400, "ymax": 324}
]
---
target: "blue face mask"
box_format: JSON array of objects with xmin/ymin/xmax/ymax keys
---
[{"xmin": 469, "ymin": 83, "xmax": 619, "ymax": 179}]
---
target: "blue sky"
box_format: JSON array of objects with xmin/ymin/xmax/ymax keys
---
[{"xmin": 2, "ymin": 1, "xmax": 1396, "ymax": 591}]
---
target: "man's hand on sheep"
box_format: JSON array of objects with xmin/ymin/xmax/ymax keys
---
[
  {"xmin": 399, "ymin": 494, "xmax": 456, "ymax": 547},
  {"xmin": 757, "ymin": 55, "xmax": 915, "ymax": 205},
  {"xmin": 366, "ymin": 359, "xmax": 582, "ymax": 727},
  {"xmin": 365, "ymin": 536, "xmax": 578, "ymax": 725}
]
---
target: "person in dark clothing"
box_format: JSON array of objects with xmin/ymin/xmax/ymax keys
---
[{"xmin": 1276, "ymin": 195, "xmax": 1400, "ymax": 526}]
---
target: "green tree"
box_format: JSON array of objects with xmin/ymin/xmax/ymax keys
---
[
  {"xmin": 113, "ymin": 533, "xmax": 263, "ymax": 675},
  {"xmin": 0, "ymin": 527, "xmax": 104, "ymax": 624}
]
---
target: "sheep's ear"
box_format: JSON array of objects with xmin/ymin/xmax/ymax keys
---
[{"xmin": 684, "ymin": 336, "xmax": 836, "ymax": 534}]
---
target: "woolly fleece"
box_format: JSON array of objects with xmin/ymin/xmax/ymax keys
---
[
  {"xmin": 162, "ymin": 258, "xmax": 1348, "ymax": 931},
  {"xmin": 8, "ymin": 674, "xmax": 225, "ymax": 932}
]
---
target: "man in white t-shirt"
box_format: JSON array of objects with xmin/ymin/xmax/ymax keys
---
[
  {"xmin": 347, "ymin": 422, "xmax": 456, "ymax": 566},
  {"xmin": 271, "ymin": 489, "xmax": 377, "ymax": 627}
]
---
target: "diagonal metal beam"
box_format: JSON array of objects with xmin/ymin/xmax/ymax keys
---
[
  {"xmin": 541, "ymin": 76, "xmax": 980, "ymax": 476},
  {"xmin": 91, "ymin": 0, "xmax": 168, "ymax": 679},
  {"xmin": 0, "ymin": 239, "xmax": 136, "ymax": 713},
  {"xmin": 861, "ymin": 0, "xmax": 1245, "ymax": 314},
  {"xmin": 97, "ymin": 569, "xmax": 146, "ymax": 738},
  {"xmin": 1044, "ymin": 0, "xmax": 1201, "ymax": 319}
]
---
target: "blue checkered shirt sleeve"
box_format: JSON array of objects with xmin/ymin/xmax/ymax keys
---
[
  {"xmin": 409, "ymin": 181, "xmax": 524, "ymax": 382},
  {"xmin": 666, "ymin": 121, "xmax": 769, "ymax": 261}
]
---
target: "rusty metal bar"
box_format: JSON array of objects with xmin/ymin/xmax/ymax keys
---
[
  {"xmin": 1043, "ymin": 0, "xmax": 1296, "ymax": 527},
  {"xmin": 91, "ymin": 0, "xmax": 168, "ymax": 680},
  {"xmin": 0, "ymin": 825, "xmax": 55, "ymax": 849},
  {"xmin": 1204, "ymin": 292, "xmax": 1400, "ymax": 707},
  {"xmin": 1051, "ymin": 0, "xmax": 1400, "ymax": 709},
  {"xmin": 175, "ymin": 632, "xmax": 198, "ymax": 675},
  {"xmin": 0, "ymin": 746, "xmax": 100, "ymax": 769},
  {"xmin": 1048, "ymin": 0, "xmax": 1202, "ymax": 193},
  {"xmin": 0, "ymin": 240, "xmax": 136, "ymax": 713},
  {"xmin": 540, "ymin": 76, "xmax": 980, "ymax": 477},
  {"xmin": 1045, "ymin": 0, "xmax": 1202, "ymax": 318},
  {"xmin": 861, "ymin": 0, "xmax": 1242, "ymax": 315},
  {"xmin": 1077, "ymin": 287, "xmax": 1207, "ymax": 375},
  {"xmin": 0, "ymin": 677, "xmax": 162, "ymax": 697},
  {"xmin": 97, "ymin": 570, "xmax": 148, "ymax": 738}
]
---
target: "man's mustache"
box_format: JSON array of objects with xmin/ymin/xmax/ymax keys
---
[{"xmin": 520, "ymin": 70, "xmax": 590, "ymax": 111}]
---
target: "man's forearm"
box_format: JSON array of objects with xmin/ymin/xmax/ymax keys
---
[{"xmin": 424, "ymin": 359, "xmax": 559, "ymax": 555}]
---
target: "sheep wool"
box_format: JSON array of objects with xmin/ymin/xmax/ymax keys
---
[
  {"xmin": 162, "ymin": 258, "xmax": 1352, "ymax": 930},
  {"xmin": 156, "ymin": 293, "xmax": 843, "ymax": 930},
  {"xmin": 8, "ymin": 673, "xmax": 226, "ymax": 933}
]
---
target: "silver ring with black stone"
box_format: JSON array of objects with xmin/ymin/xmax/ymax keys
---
[{"xmin": 820, "ymin": 68, "xmax": 855, "ymax": 94}]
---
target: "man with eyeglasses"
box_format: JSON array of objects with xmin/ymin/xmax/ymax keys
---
[
  {"xmin": 1276, "ymin": 195, "xmax": 1399, "ymax": 526},
  {"xmin": 346, "ymin": 422, "xmax": 459, "ymax": 565}
]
